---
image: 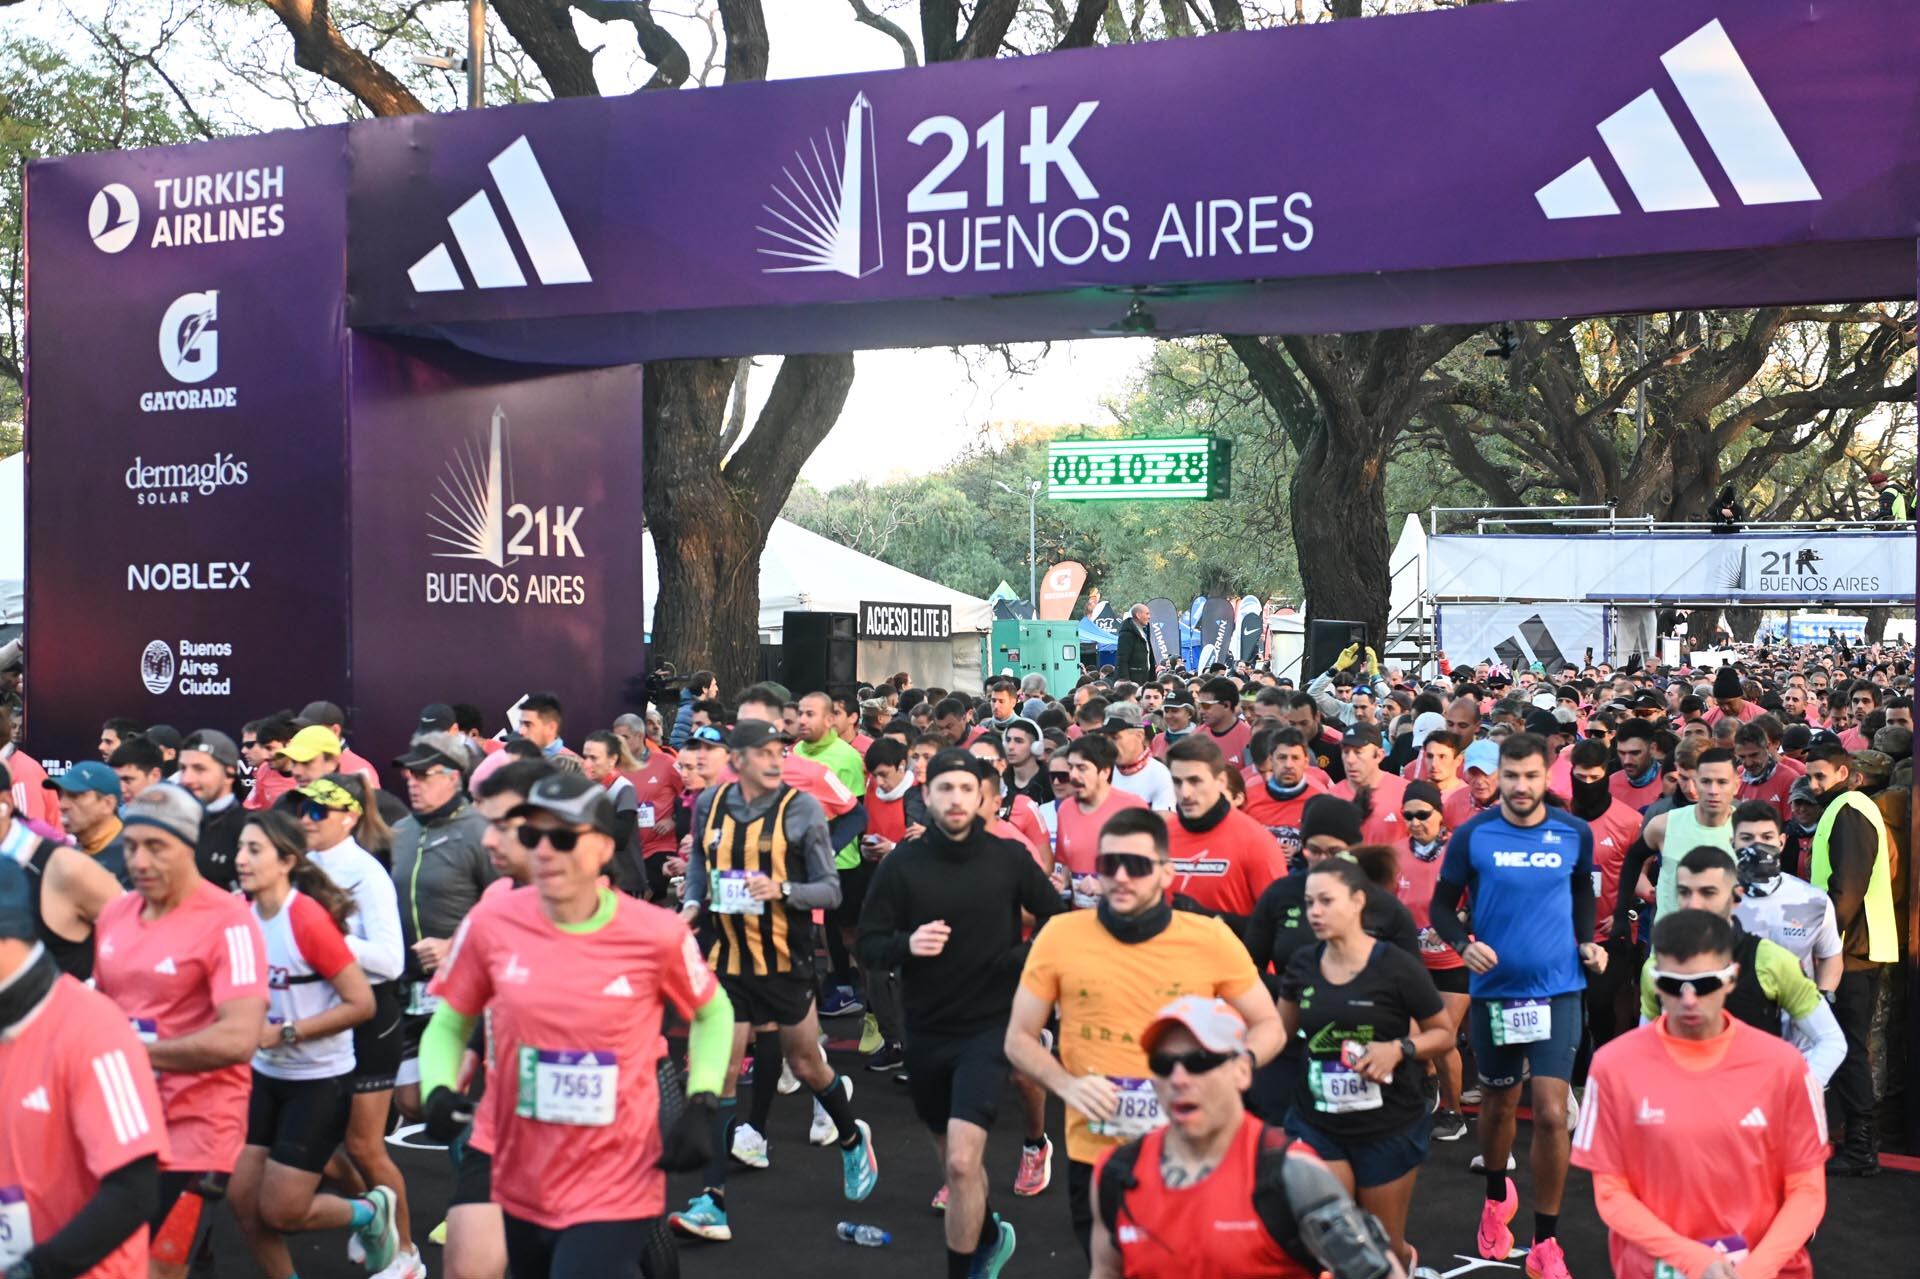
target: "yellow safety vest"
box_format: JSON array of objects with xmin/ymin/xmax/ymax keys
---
[{"xmin": 1809, "ymin": 790, "xmax": 1896, "ymax": 964}]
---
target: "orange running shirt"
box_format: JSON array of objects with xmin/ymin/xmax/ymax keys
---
[
  {"xmin": 0, "ymin": 976, "xmax": 169, "ymax": 1279},
  {"xmin": 1054, "ymin": 788, "xmax": 1148, "ymax": 877},
  {"xmin": 93, "ymin": 883, "xmax": 267, "ymax": 1172},
  {"xmin": 1572, "ymin": 1017, "xmax": 1828, "ymax": 1279}
]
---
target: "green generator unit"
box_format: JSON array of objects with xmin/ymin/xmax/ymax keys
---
[{"xmin": 983, "ymin": 620, "xmax": 1083, "ymax": 698}]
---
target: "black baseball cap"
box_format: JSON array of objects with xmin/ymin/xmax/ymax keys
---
[
  {"xmin": 727, "ymin": 721, "xmax": 790, "ymax": 751},
  {"xmin": 416, "ymin": 703, "xmax": 458, "ymax": 734},
  {"xmin": 1339, "ymin": 723, "xmax": 1383, "ymax": 750},
  {"xmin": 508, "ymin": 771, "xmax": 619, "ymax": 838}
]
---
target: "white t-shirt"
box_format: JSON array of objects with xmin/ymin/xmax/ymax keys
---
[
  {"xmin": 1733, "ymin": 872, "xmax": 1841, "ymax": 977},
  {"xmin": 1111, "ymin": 757, "xmax": 1177, "ymax": 811},
  {"xmin": 307, "ymin": 837, "xmax": 406, "ymax": 984},
  {"xmin": 254, "ymin": 889, "xmax": 359, "ymax": 1080}
]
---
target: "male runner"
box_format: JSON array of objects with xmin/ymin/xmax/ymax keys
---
[
  {"xmin": 860, "ymin": 750, "xmax": 1065, "ymax": 1279},
  {"xmin": 668, "ymin": 720, "xmax": 877, "ymax": 1242},
  {"xmin": 1728, "ymin": 801, "xmax": 1842, "ymax": 992},
  {"xmin": 792, "ymin": 691, "xmax": 870, "ymax": 1017},
  {"xmin": 419, "ymin": 771, "xmax": 733, "ymax": 1279},
  {"xmin": 1574, "ymin": 910, "xmax": 1827, "ymax": 1279},
  {"xmin": 1007, "ymin": 806, "xmax": 1279, "ymax": 1257},
  {"xmin": 0, "ymin": 857, "xmax": 167, "ymax": 1279},
  {"xmin": 1163, "ymin": 736, "xmax": 1286, "ymax": 929},
  {"xmin": 1640, "ymin": 746, "xmax": 1738, "ymax": 921},
  {"xmin": 0, "ymin": 758, "xmax": 122, "ymax": 979},
  {"xmin": 1428, "ymin": 734, "xmax": 1605, "ymax": 1279}
]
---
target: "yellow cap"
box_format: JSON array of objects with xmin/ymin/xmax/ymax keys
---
[{"xmin": 277, "ymin": 725, "xmax": 343, "ymax": 763}]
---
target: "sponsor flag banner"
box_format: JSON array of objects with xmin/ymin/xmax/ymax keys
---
[
  {"xmin": 1037, "ymin": 561, "xmax": 1086, "ymax": 620},
  {"xmin": 1427, "ymin": 532, "xmax": 1914, "ymax": 605},
  {"xmin": 345, "ymin": 335, "xmax": 646, "ymax": 762},
  {"xmin": 1145, "ymin": 598, "xmax": 1180, "ymax": 668},
  {"xmin": 23, "ymin": 129, "xmax": 352, "ymax": 768},
  {"xmin": 1195, "ymin": 596, "xmax": 1236, "ymax": 670},
  {"xmin": 1235, "ymin": 595, "xmax": 1263, "ymax": 663}
]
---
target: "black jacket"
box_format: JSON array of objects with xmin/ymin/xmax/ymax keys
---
[
  {"xmin": 196, "ymin": 797, "xmax": 247, "ymax": 892},
  {"xmin": 1116, "ymin": 618, "xmax": 1154, "ymax": 683},
  {"xmin": 858, "ymin": 819, "xmax": 1065, "ymax": 1038}
]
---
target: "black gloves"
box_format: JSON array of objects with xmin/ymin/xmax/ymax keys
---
[
  {"xmin": 423, "ymin": 1086, "xmax": 475, "ymax": 1143},
  {"xmin": 657, "ymin": 1091, "xmax": 718, "ymax": 1171}
]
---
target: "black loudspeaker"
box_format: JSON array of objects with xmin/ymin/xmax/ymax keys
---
[
  {"xmin": 781, "ymin": 611, "xmax": 856, "ymax": 695},
  {"xmin": 1307, "ymin": 619, "xmax": 1369, "ymax": 678}
]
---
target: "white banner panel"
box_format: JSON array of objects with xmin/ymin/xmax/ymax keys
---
[
  {"xmin": 1427, "ymin": 531, "xmax": 1914, "ymax": 604},
  {"xmin": 1436, "ymin": 604, "xmax": 1609, "ymax": 672}
]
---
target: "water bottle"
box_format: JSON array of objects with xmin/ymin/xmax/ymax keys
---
[{"xmin": 837, "ymin": 1222, "xmax": 891, "ymax": 1247}]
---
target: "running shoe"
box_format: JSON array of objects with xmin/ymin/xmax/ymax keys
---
[
  {"xmin": 858, "ymin": 1012, "xmax": 883, "ymax": 1055},
  {"xmin": 841, "ymin": 1118, "xmax": 879, "ymax": 1201},
  {"xmin": 1524, "ymin": 1237, "xmax": 1572, "ymax": 1279},
  {"xmin": 669, "ymin": 1193, "xmax": 732, "ymax": 1242},
  {"xmin": 730, "ymin": 1122, "xmax": 770, "ymax": 1169},
  {"xmin": 865, "ymin": 1042, "xmax": 906, "ymax": 1073},
  {"xmin": 1408, "ymin": 1246, "xmax": 1442, "ymax": 1279},
  {"xmin": 1468, "ymin": 1152, "xmax": 1517, "ymax": 1173},
  {"xmin": 370, "ymin": 1247, "xmax": 426, "ymax": 1279},
  {"xmin": 931, "ymin": 1184, "xmax": 949, "ymax": 1213},
  {"xmin": 819, "ymin": 985, "xmax": 865, "ymax": 1018},
  {"xmin": 1461, "ymin": 1085, "xmax": 1483, "ymax": 1106},
  {"xmin": 1013, "ymin": 1136, "xmax": 1053, "ymax": 1197},
  {"xmin": 1476, "ymin": 1177, "xmax": 1518, "ymax": 1261},
  {"xmin": 348, "ymin": 1234, "xmax": 365, "ymax": 1265},
  {"xmin": 777, "ymin": 1059, "xmax": 800, "ymax": 1095},
  {"xmin": 426, "ymin": 1221, "xmax": 447, "ymax": 1247},
  {"xmin": 811, "ymin": 1075, "xmax": 853, "ymax": 1146},
  {"xmin": 738, "ymin": 1057, "xmax": 754, "ymax": 1088},
  {"xmin": 1432, "ymin": 1109, "xmax": 1468, "ymax": 1142},
  {"xmin": 970, "ymin": 1216, "xmax": 1016, "ymax": 1278},
  {"xmin": 354, "ymin": 1186, "xmax": 400, "ymax": 1273}
]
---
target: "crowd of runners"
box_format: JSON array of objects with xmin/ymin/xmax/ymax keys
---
[{"xmin": 0, "ymin": 632, "xmax": 1909, "ymax": 1279}]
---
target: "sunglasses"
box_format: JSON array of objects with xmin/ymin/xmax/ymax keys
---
[
  {"xmin": 1049, "ymin": 771, "xmax": 1075, "ymax": 784},
  {"xmin": 1095, "ymin": 852, "xmax": 1162, "ymax": 879},
  {"xmin": 299, "ymin": 801, "xmax": 348, "ymax": 823},
  {"xmin": 1401, "ymin": 808, "xmax": 1436, "ymax": 822},
  {"xmin": 1148, "ymin": 1048, "xmax": 1235, "ymax": 1077},
  {"xmin": 1651, "ymin": 963, "xmax": 1739, "ymax": 998},
  {"xmin": 240, "ymin": 740, "xmax": 259, "ymax": 751},
  {"xmin": 514, "ymin": 824, "xmax": 590, "ymax": 851}
]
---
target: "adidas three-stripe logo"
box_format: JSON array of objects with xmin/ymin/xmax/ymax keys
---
[
  {"xmin": 91, "ymin": 1050, "xmax": 152, "ymax": 1145},
  {"xmin": 1536, "ymin": 20, "xmax": 1818, "ymax": 220},
  {"xmin": 409, "ymin": 137, "xmax": 592, "ymax": 292},
  {"xmin": 225, "ymin": 925, "xmax": 258, "ymax": 986},
  {"xmin": 1739, "ymin": 1107, "xmax": 1768, "ymax": 1128}
]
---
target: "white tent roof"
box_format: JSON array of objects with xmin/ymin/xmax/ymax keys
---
[
  {"xmin": 1388, "ymin": 512, "xmax": 1426, "ymax": 622},
  {"xmin": 643, "ymin": 517, "xmax": 993, "ymax": 637},
  {"xmin": 0, "ymin": 453, "xmax": 22, "ymax": 626}
]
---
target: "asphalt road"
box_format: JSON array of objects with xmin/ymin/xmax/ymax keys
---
[{"xmin": 211, "ymin": 1026, "xmax": 1917, "ymax": 1278}]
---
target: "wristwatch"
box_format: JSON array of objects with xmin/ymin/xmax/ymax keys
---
[
  {"xmin": 780, "ymin": 881, "xmax": 794, "ymax": 900},
  {"xmin": 1397, "ymin": 1037, "xmax": 1417, "ymax": 1063},
  {"xmin": 279, "ymin": 1022, "xmax": 299, "ymax": 1047}
]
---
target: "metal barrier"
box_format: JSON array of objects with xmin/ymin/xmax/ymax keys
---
[{"xmin": 1428, "ymin": 504, "xmax": 1913, "ymax": 536}]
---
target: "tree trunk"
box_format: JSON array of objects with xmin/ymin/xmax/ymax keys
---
[
  {"xmin": 1291, "ymin": 423, "xmax": 1392, "ymax": 650},
  {"xmin": 1685, "ymin": 608, "xmax": 1721, "ymax": 646},
  {"xmin": 1723, "ymin": 606, "xmax": 1763, "ymax": 644},
  {"xmin": 1863, "ymin": 605, "xmax": 1890, "ymax": 646}
]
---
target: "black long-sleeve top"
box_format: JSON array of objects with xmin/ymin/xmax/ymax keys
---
[{"xmin": 858, "ymin": 819, "xmax": 1065, "ymax": 1039}]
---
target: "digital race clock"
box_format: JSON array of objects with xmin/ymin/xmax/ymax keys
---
[{"xmin": 1046, "ymin": 436, "xmax": 1231, "ymax": 501}]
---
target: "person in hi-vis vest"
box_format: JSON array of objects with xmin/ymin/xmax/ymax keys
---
[{"xmin": 1802, "ymin": 739, "xmax": 1895, "ymax": 1178}]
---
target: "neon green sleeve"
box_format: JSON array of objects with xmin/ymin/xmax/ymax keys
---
[
  {"xmin": 1759, "ymin": 941, "xmax": 1822, "ymax": 1019},
  {"xmin": 420, "ymin": 1003, "xmax": 479, "ymax": 1099},
  {"xmin": 685, "ymin": 983, "xmax": 734, "ymax": 1098},
  {"xmin": 1638, "ymin": 957, "xmax": 1658, "ymax": 1022}
]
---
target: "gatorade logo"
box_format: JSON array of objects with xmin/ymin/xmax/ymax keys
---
[{"xmin": 1492, "ymin": 850, "xmax": 1565, "ymax": 869}]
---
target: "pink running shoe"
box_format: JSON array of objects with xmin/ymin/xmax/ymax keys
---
[
  {"xmin": 1013, "ymin": 1136, "xmax": 1053, "ymax": 1197},
  {"xmin": 1524, "ymin": 1237, "xmax": 1571, "ymax": 1279},
  {"xmin": 930, "ymin": 1184, "xmax": 949, "ymax": 1213},
  {"xmin": 1477, "ymin": 1177, "xmax": 1518, "ymax": 1260}
]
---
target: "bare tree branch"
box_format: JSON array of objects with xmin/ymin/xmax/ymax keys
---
[
  {"xmin": 847, "ymin": 0, "xmax": 918, "ymax": 65},
  {"xmin": 258, "ymin": 0, "xmax": 429, "ymax": 117},
  {"xmin": 1054, "ymin": 0, "xmax": 1108, "ymax": 49}
]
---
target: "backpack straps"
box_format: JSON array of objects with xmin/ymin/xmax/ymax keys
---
[
  {"xmin": 1250, "ymin": 1121, "xmax": 1316, "ymax": 1270},
  {"xmin": 1095, "ymin": 1136, "xmax": 1146, "ymax": 1242}
]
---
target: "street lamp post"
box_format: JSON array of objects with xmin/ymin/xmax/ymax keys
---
[{"xmin": 996, "ymin": 479, "xmax": 1043, "ymax": 606}]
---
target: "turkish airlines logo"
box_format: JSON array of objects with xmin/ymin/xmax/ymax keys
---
[
  {"xmin": 89, "ymin": 182, "xmax": 140, "ymax": 252},
  {"xmin": 407, "ymin": 136, "xmax": 592, "ymax": 292},
  {"xmin": 1535, "ymin": 20, "xmax": 1818, "ymax": 220},
  {"xmin": 758, "ymin": 93, "xmax": 884, "ymax": 278}
]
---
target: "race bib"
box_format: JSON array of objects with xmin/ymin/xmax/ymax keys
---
[
  {"xmin": 1418, "ymin": 927, "xmax": 1450, "ymax": 957},
  {"xmin": 1654, "ymin": 1235, "xmax": 1748, "ymax": 1279},
  {"xmin": 516, "ymin": 1048, "xmax": 618, "ymax": 1127},
  {"xmin": 711, "ymin": 870, "xmax": 765, "ymax": 916},
  {"xmin": 636, "ymin": 804, "xmax": 656, "ymax": 828},
  {"xmin": 1591, "ymin": 870, "xmax": 1604, "ymax": 898},
  {"xmin": 1308, "ymin": 1061, "xmax": 1383, "ymax": 1113},
  {"xmin": 129, "ymin": 1018, "xmax": 158, "ymax": 1045},
  {"xmin": 406, "ymin": 982, "xmax": 442, "ymax": 1017},
  {"xmin": 1088, "ymin": 1077, "xmax": 1164, "ymax": 1138},
  {"xmin": 1489, "ymin": 998, "xmax": 1552, "ymax": 1046},
  {"xmin": 0, "ymin": 1187, "xmax": 31, "ymax": 1267}
]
